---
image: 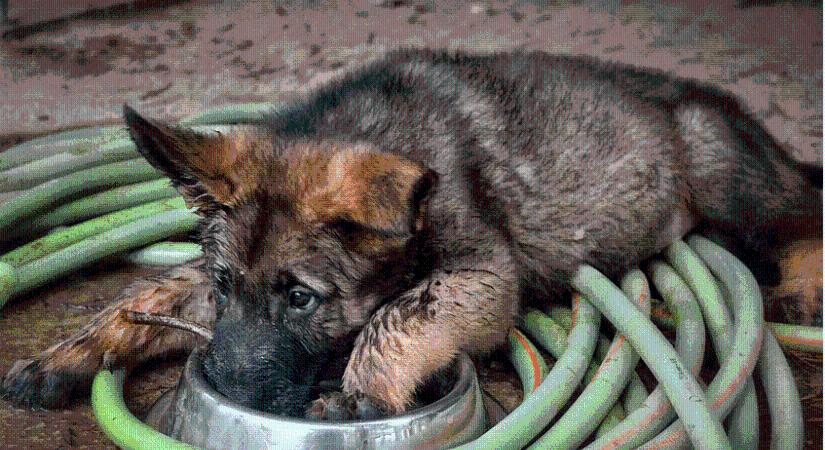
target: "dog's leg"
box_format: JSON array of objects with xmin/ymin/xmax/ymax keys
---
[
  {"xmin": 310, "ymin": 246, "xmax": 520, "ymax": 418},
  {"xmin": 1, "ymin": 260, "xmax": 214, "ymax": 409},
  {"xmin": 769, "ymin": 238, "xmax": 823, "ymax": 326}
]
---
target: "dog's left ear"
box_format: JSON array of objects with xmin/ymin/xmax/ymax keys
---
[
  {"xmin": 124, "ymin": 105, "xmax": 265, "ymax": 212},
  {"xmin": 312, "ymin": 151, "xmax": 439, "ymax": 238},
  {"xmin": 362, "ymin": 154, "xmax": 439, "ymax": 236}
]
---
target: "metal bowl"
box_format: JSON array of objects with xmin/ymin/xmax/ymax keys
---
[{"xmin": 146, "ymin": 349, "xmax": 489, "ymax": 450}]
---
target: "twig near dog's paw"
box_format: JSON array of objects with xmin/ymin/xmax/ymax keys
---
[{"xmin": 121, "ymin": 310, "xmax": 213, "ymax": 340}]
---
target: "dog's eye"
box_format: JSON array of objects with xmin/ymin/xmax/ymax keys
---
[{"xmin": 287, "ymin": 286, "xmax": 321, "ymax": 312}]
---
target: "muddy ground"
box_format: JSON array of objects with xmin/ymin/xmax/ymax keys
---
[{"xmin": 0, "ymin": 0, "xmax": 822, "ymax": 448}]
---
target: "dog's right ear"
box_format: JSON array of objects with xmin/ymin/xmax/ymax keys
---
[{"xmin": 124, "ymin": 105, "xmax": 265, "ymax": 213}]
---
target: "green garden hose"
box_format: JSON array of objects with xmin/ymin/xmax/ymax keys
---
[
  {"xmin": 92, "ymin": 369, "xmax": 195, "ymax": 450},
  {"xmin": 756, "ymin": 329, "xmax": 805, "ymax": 450},
  {"xmin": 508, "ymin": 328, "xmax": 550, "ymax": 397},
  {"xmin": 1, "ymin": 198, "xmax": 187, "ymax": 267},
  {"xmin": 0, "ymin": 139, "xmax": 139, "ymax": 192},
  {"xmin": 767, "ymin": 322, "xmax": 823, "ymax": 353},
  {"xmin": 650, "ymin": 304, "xmax": 821, "ymax": 354},
  {"xmin": 126, "ymin": 242, "xmax": 204, "ymax": 266},
  {"xmin": 520, "ymin": 310, "xmax": 569, "ymax": 358},
  {"xmin": 585, "ymin": 261, "xmax": 707, "ymax": 450},
  {"xmin": 453, "ymin": 294, "xmax": 601, "ymax": 450},
  {"xmin": 639, "ymin": 237, "xmax": 765, "ymax": 449},
  {"xmin": 0, "ymin": 126, "xmax": 127, "ymax": 171},
  {"xmin": 179, "ymin": 102, "xmax": 275, "ymax": 125},
  {"xmin": 0, "ymin": 158, "xmax": 162, "ymax": 232},
  {"xmin": 666, "ymin": 240, "xmax": 759, "ymax": 450},
  {"xmin": 0, "ymin": 209, "xmax": 198, "ymax": 308},
  {"xmin": 689, "ymin": 236, "xmax": 803, "ymax": 450},
  {"xmin": 12, "ymin": 179, "xmax": 179, "ymax": 238},
  {"xmin": 530, "ymin": 269, "xmax": 652, "ymax": 449},
  {"xmin": 621, "ymin": 375, "xmax": 648, "ymax": 415},
  {"xmin": 572, "ymin": 264, "xmax": 731, "ymax": 449},
  {"xmin": 595, "ymin": 403, "xmax": 625, "ymax": 438}
]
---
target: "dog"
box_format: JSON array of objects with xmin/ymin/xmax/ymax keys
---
[{"xmin": 2, "ymin": 49, "xmax": 821, "ymax": 419}]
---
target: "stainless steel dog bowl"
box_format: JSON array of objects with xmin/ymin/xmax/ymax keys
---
[{"xmin": 146, "ymin": 349, "xmax": 489, "ymax": 449}]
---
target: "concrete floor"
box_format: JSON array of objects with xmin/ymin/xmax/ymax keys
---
[{"xmin": 0, "ymin": 1, "xmax": 822, "ymax": 448}]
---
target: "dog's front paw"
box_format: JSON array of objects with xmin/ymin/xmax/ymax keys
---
[
  {"xmin": 305, "ymin": 391, "xmax": 385, "ymax": 421},
  {"xmin": 1, "ymin": 358, "xmax": 92, "ymax": 409}
]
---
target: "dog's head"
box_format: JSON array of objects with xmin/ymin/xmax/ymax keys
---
[{"xmin": 124, "ymin": 106, "xmax": 437, "ymax": 416}]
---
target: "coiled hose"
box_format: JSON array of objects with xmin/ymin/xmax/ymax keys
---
[{"xmin": 0, "ymin": 105, "xmax": 820, "ymax": 449}]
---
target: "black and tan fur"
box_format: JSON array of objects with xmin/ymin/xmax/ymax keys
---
[{"xmin": 2, "ymin": 49, "xmax": 821, "ymax": 418}]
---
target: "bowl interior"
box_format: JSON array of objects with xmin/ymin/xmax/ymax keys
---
[{"xmin": 184, "ymin": 348, "xmax": 470, "ymax": 424}]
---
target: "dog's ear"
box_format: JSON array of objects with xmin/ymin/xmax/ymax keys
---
[
  {"xmin": 124, "ymin": 105, "xmax": 266, "ymax": 212},
  {"xmin": 308, "ymin": 150, "xmax": 439, "ymax": 239}
]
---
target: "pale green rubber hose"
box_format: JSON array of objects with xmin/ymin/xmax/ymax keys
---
[
  {"xmin": 0, "ymin": 139, "xmax": 139, "ymax": 192},
  {"xmin": 1, "ymin": 198, "xmax": 187, "ymax": 267},
  {"xmin": 180, "ymin": 102, "xmax": 276, "ymax": 125},
  {"xmin": 126, "ymin": 242, "xmax": 203, "ymax": 266},
  {"xmin": 585, "ymin": 259, "xmax": 708, "ymax": 450},
  {"xmin": 11, "ymin": 179, "xmax": 179, "ymax": 239},
  {"xmin": 621, "ymin": 376, "xmax": 649, "ymax": 416},
  {"xmin": 453, "ymin": 294, "xmax": 600, "ymax": 450},
  {"xmin": 640, "ymin": 236, "xmax": 765, "ymax": 449},
  {"xmin": 530, "ymin": 269, "xmax": 653, "ymax": 449},
  {"xmin": 1, "ymin": 209, "xmax": 199, "ymax": 306},
  {"xmin": 757, "ymin": 328, "xmax": 805, "ymax": 450},
  {"xmin": 690, "ymin": 236, "xmax": 804, "ymax": 450},
  {"xmin": 650, "ymin": 305, "xmax": 822, "ymax": 354},
  {"xmin": 0, "ymin": 158, "xmax": 162, "ymax": 232},
  {"xmin": 508, "ymin": 328, "xmax": 549, "ymax": 398},
  {"xmin": 767, "ymin": 322, "xmax": 823, "ymax": 353},
  {"xmin": 572, "ymin": 265, "xmax": 731, "ymax": 450},
  {"xmin": 92, "ymin": 369, "xmax": 195, "ymax": 450},
  {"xmin": 0, "ymin": 126, "xmax": 127, "ymax": 171},
  {"xmin": 665, "ymin": 240, "xmax": 759, "ymax": 450}
]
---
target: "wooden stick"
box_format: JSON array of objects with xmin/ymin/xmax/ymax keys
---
[{"xmin": 122, "ymin": 310, "xmax": 213, "ymax": 340}]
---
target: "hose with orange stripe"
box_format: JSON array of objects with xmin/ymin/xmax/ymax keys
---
[
  {"xmin": 666, "ymin": 240, "xmax": 759, "ymax": 450},
  {"xmin": 508, "ymin": 328, "xmax": 548, "ymax": 398},
  {"xmin": 521, "ymin": 305, "xmax": 645, "ymax": 436},
  {"xmin": 650, "ymin": 305, "xmax": 822, "ymax": 354},
  {"xmin": 529, "ymin": 269, "xmax": 653, "ymax": 449},
  {"xmin": 767, "ymin": 322, "xmax": 823, "ymax": 353},
  {"xmin": 453, "ymin": 294, "xmax": 601, "ymax": 450},
  {"xmin": 638, "ymin": 236, "xmax": 772, "ymax": 449},
  {"xmin": 691, "ymin": 236, "xmax": 803, "ymax": 450},
  {"xmin": 585, "ymin": 261, "xmax": 708, "ymax": 450},
  {"xmin": 572, "ymin": 263, "xmax": 731, "ymax": 449}
]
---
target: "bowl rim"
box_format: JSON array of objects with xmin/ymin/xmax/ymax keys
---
[{"xmin": 180, "ymin": 348, "xmax": 479, "ymax": 429}]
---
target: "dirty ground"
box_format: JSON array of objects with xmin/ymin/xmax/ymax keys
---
[{"xmin": 0, "ymin": 1, "xmax": 822, "ymax": 449}]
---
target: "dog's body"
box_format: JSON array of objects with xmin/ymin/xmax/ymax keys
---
[{"xmin": 2, "ymin": 49, "xmax": 821, "ymax": 418}]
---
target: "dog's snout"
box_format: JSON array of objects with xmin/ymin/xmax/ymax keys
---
[{"xmin": 200, "ymin": 317, "xmax": 321, "ymax": 416}]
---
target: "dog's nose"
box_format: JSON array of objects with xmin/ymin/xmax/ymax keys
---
[{"xmin": 199, "ymin": 315, "xmax": 321, "ymax": 416}]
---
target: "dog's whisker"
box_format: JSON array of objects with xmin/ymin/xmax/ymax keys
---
[{"xmin": 121, "ymin": 310, "xmax": 214, "ymax": 340}]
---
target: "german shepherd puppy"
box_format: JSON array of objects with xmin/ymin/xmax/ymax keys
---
[{"xmin": 2, "ymin": 49, "xmax": 821, "ymax": 419}]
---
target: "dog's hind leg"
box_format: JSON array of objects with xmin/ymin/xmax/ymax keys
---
[
  {"xmin": 1, "ymin": 260, "xmax": 214, "ymax": 409},
  {"xmin": 676, "ymin": 101, "xmax": 822, "ymax": 323}
]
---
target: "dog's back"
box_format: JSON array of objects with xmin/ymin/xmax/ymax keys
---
[{"xmin": 265, "ymin": 48, "xmax": 821, "ymax": 295}]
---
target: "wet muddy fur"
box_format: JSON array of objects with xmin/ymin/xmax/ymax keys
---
[{"xmin": 2, "ymin": 49, "xmax": 821, "ymax": 418}]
